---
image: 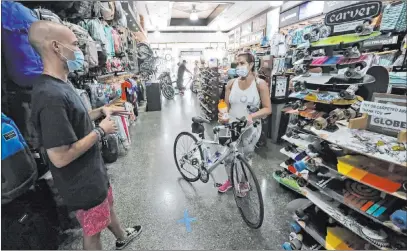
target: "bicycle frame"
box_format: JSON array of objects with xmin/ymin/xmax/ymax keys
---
[{"xmin": 180, "ymin": 122, "xmax": 257, "ymax": 176}]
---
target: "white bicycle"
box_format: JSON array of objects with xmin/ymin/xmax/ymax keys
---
[{"xmin": 173, "ymin": 114, "xmax": 264, "ymax": 229}]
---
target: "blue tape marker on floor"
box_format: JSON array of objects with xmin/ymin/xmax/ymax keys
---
[{"xmin": 177, "ymin": 209, "xmax": 197, "ymax": 233}]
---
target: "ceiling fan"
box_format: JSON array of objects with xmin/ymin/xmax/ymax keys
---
[{"xmin": 173, "ymin": 4, "xmax": 211, "ymax": 21}]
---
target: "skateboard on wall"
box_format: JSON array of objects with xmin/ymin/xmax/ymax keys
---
[
  {"xmin": 289, "ymin": 89, "xmax": 364, "ymax": 105},
  {"xmin": 306, "ymin": 172, "xmax": 407, "ymax": 235},
  {"xmin": 300, "ymin": 187, "xmax": 407, "ymax": 250},
  {"xmin": 310, "ymin": 126, "xmax": 407, "ymax": 166},
  {"xmin": 290, "ymin": 200, "xmax": 372, "ymax": 250},
  {"xmin": 272, "ymin": 169, "xmax": 303, "ymax": 194},
  {"xmin": 310, "ymin": 31, "xmax": 382, "ymax": 48}
]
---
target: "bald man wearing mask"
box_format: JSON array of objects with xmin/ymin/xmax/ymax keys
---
[{"xmin": 28, "ymin": 21, "xmax": 142, "ymax": 250}]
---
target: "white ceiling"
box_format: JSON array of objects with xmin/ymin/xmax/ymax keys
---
[
  {"xmin": 172, "ymin": 2, "xmax": 219, "ymax": 19},
  {"xmin": 135, "ymin": 1, "xmax": 272, "ymax": 32}
]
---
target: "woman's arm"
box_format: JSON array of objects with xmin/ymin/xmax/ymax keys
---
[{"xmin": 249, "ymin": 79, "xmax": 272, "ymax": 120}]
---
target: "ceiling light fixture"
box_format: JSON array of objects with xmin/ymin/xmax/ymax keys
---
[
  {"xmin": 269, "ymin": 1, "xmax": 283, "ymax": 7},
  {"xmin": 190, "ymin": 4, "xmax": 198, "ymax": 21}
]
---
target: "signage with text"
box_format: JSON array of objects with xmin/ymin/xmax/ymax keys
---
[
  {"xmin": 361, "ymin": 101, "xmax": 407, "ymax": 131},
  {"xmin": 325, "ymin": 1, "xmax": 382, "ymax": 25},
  {"xmin": 279, "ymin": 6, "xmax": 299, "ymax": 28}
]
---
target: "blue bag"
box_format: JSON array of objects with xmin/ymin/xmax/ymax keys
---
[
  {"xmin": 1, "ymin": 1, "xmax": 43, "ymax": 88},
  {"xmin": 1, "ymin": 113, "xmax": 37, "ymax": 204}
]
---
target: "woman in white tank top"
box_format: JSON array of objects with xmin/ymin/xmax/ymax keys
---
[{"xmin": 217, "ymin": 53, "xmax": 272, "ymax": 193}]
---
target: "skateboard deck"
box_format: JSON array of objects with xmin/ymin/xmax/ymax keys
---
[
  {"xmin": 300, "ymin": 187, "xmax": 407, "ymax": 250},
  {"xmin": 311, "ymin": 31, "xmax": 382, "ymax": 48},
  {"xmin": 305, "ymin": 168, "xmax": 407, "ymax": 235},
  {"xmin": 283, "ymin": 104, "xmax": 327, "ymax": 120},
  {"xmin": 310, "ymin": 126, "xmax": 407, "ymax": 166},
  {"xmin": 311, "ymin": 54, "xmax": 373, "ymax": 67},
  {"xmin": 273, "ymin": 169, "xmax": 302, "ymax": 194},
  {"xmin": 293, "ymin": 203, "xmax": 371, "ymax": 250},
  {"xmin": 292, "ymin": 74, "xmax": 375, "ymax": 86},
  {"xmin": 289, "ymin": 90, "xmax": 363, "ymax": 105},
  {"xmin": 337, "ymin": 155, "xmax": 407, "ymax": 200}
]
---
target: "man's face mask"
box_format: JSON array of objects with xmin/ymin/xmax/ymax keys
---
[{"xmin": 57, "ymin": 42, "xmax": 85, "ymax": 72}]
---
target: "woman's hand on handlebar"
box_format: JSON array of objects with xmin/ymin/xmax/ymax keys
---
[
  {"xmin": 246, "ymin": 114, "xmax": 254, "ymax": 126},
  {"xmin": 218, "ymin": 113, "xmax": 229, "ymax": 125}
]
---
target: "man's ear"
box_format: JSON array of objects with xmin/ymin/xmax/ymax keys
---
[{"xmin": 52, "ymin": 41, "xmax": 60, "ymax": 54}]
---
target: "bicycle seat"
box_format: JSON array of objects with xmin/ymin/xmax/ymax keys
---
[{"xmin": 192, "ymin": 116, "xmax": 210, "ymax": 124}]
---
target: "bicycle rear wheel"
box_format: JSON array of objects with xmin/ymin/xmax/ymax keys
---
[
  {"xmin": 173, "ymin": 132, "xmax": 203, "ymax": 182},
  {"xmin": 231, "ymin": 155, "xmax": 264, "ymax": 229}
]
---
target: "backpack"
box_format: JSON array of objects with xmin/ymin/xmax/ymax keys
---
[
  {"xmin": 1, "ymin": 1, "xmax": 43, "ymax": 88},
  {"xmin": 53, "ymin": 1, "xmax": 94, "ymax": 21},
  {"xmin": 114, "ymin": 1, "xmax": 127, "ymax": 27},
  {"xmin": 100, "ymin": 2, "xmax": 115, "ymax": 21},
  {"xmin": 101, "ymin": 134, "xmax": 119, "ymax": 163},
  {"xmin": 63, "ymin": 21, "xmax": 99, "ymax": 69},
  {"xmin": 33, "ymin": 8, "xmax": 62, "ymax": 24},
  {"xmin": 80, "ymin": 19, "xmax": 109, "ymax": 62},
  {"xmin": 75, "ymin": 89, "xmax": 92, "ymax": 112},
  {"xmin": 1, "ymin": 113, "xmax": 38, "ymax": 205},
  {"xmin": 112, "ymin": 29, "xmax": 122, "ymax": 55},
  {"xmin": 88, "ymin": 81, "xmax": 107, "ymax": 109}
]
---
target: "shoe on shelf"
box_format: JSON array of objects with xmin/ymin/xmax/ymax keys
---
[
  {"xmin": 218, "ymin": 180, "xmax": 232, "ymax": 193},
  {"xmin": 116, "ymin": 225, "xmax": 143, "ymax": 250}
]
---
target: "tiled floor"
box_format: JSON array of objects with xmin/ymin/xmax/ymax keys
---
[{"xmin": 60, "ymin": 91, "xmax": 298, "ymax": 250}]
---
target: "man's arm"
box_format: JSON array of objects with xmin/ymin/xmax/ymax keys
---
[
  {"xmin": 47, "ymin": 131, "xmax": 99, "ymax": 168},
  {"xmin": 88, "ymin": 107, "xmax": 103, "ymax": 121}
]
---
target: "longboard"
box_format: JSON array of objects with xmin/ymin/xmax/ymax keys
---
[
  {"xmin": 300, "ymin": 187, "xmax": 407, "ymax": 250},
  {"xmin": 306, "ymin": 172, "xmax": 407, "ymax": 236},
  {"xmin": 311, "ymin": 31, "xmax": 382, "ymax": 48},
  {"xmin": 310, "ymin": 125, "xmax": 407, "ymax": 166},
  {"xmin": 310, "ymin": 54, "xmax": 373, "ymax": 67},
  {"xmin": 293, "ymin": 203, "xmax": 372, "ymax": 250},
  {"xmin": 289, "ymin": 90, "xmax": 363, "ymax": 105}
]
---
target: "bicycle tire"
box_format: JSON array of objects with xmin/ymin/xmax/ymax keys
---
[
  {"xmin": 173, "ymin": 132, "xmax": 203, "ymax": 182},
  {"xmin": 231, "ymin": 155, "xmax": 264, "ymax": 229},
  {"xmin": 162, "ymin": 85, "xmax": 175, "ymax": 100}
]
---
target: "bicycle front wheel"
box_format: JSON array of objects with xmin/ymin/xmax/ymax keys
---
[
  {"xmin": 231, "ymin": 155, "xmax": 264, "ymax": 229},
  {"xmin": 173, "ymin": 132, "xmax": 203, "ymax": 182},
  {"xmin": 162, "ymin": 85, "xmax": 175, "ymax": 100}
]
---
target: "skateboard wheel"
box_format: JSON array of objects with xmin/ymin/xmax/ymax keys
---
[
  {"xmin": 355, "ymin": 25, "xmax": 364, "ymax": 33},
  {"xmin": 402, "ymin": 181, "xmax": 407, "ymax": 191},
  {"xmin": 282, "ymin": 242, "xmax": 292, "ymax": 250},
  {"xmin": 303, "ymin": 33, "xmax": 311, "ymax": 41},
  {"xmin": 297, "ymin": 177, "xmax": 308, "ymax": 187},
  {"xmin": 290, "ymin": 238, "xmax": 302, "ymax": 250},
  {"xmin": 329, "ymin": 109, "xmax": 345, "ymax": 121},
  {"xmin": 289, "ymin": 232, "xmax": 297, "ymax": 241},
  {"xmin": 314, "ymin": 117, "xmax": 328, "ymax": 130},
  {"xmin": 296, "ymin": 233, "xmax": 303, "ymax": 242},
  {"xmin": 344, "ymin": 108, "xmax": 357, "ymax": 120},
  {"xmin": 328, "ymin": 217, "xmax": 336, "ymax": 225},
  {"xmin": 290, "ymin": 222, "xmax": 302, "ymax": 233},
  {"xmin": 390, "ymin": 210, "xmax": 407, "ymax": 230}
]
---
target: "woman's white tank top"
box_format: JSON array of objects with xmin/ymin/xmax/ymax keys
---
[{"xmin": 228, "ymin": 78, "xmax": 260, "ymax": 121}]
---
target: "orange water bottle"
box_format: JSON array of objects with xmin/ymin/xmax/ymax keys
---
[{"xmin": 218, "ymin": 99, "xmax": 229, "ymax": 122}]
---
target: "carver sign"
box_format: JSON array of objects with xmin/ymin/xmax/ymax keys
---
[{"xmin": 325, "ymin": 1, "xmax": 382, "ymax": 25}]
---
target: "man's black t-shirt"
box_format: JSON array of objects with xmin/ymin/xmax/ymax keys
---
[
  {"xmin": 31, "ymin": 75, "xmax": 109, "ymax": 211},
  {"xmin": 177, "ymin": 63, "xmax": 186, "ymax": 80}
]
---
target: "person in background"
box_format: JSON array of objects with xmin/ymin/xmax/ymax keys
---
[
  {"xmin": 227, "ymin": 62, "xmax": 238, "ymax": 79},
  {"xmin": 217, "ymin": 52, "xmax": 272, "ymax": 193},
  {"xmin": 28, "ymin": 21, "xmax": 142, "ymax": 250},
  {"xmin": 193, "ymin": 60, "xmax": 200, "ymax": 80},
  {"xmin": 177, "ymin": 59, "xmax": 192, "ymax": 95}
]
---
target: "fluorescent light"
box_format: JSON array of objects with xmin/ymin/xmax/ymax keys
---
[
  {"xmin": 190, "ymin": 12, "xmax": 198, "ymax": 21},
  {"xmin": 269, "ymin": 1, "xmax": 283, "ymax": 7}
]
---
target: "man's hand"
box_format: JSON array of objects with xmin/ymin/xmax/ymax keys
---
[
  {"xmin": 99, "ymin": 117, "xmax": 118, "ymax": 135},
  {"xmin": 102, "ymin": 106, "xmax": 131, "ymax": 118}
]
